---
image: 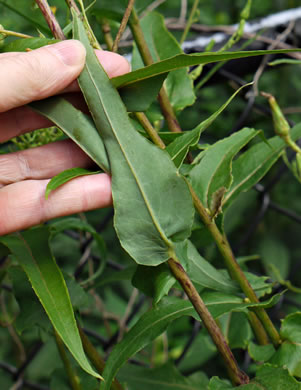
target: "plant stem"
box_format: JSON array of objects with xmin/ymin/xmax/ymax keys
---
[
  {"xmin": 0, "ymin": 29, "xmax": 32, "ymax": 38},
  {"xmin": 65, "ymin": 0, "xmax": 81, "ymax": 15},
  {"xmin": 129, "ymin": 8, "xmax": 182, "ymax": 133},
  {"xmin": 78, "ymin": 326, "xmax": 124, "ymax": 390},
  {"xmin": 187, "ymin": 183, "xmax": 281, "ymax": 347},
  {"xmin": 112, "ymin": 0, "xmax": 135, "ymax": 52},
  {"xmin": 139, "ymin": 97, "xmax": 274, "ymax": 346},
  {"xmin": 35, "ymin": 0, "xmax": 65, "ymax": 40},
  {"xmin": 247, "ymin": 312, "xmax": 269, "ymax": 345},
  {"xmin": 134, "ymin": 112, "xmax": 166, "ymax": 149},
  {"xmin": 101, "ymin": 19, "xmax": 114, "ymax": 51},
  {"xmin": 168, "ymin": 257, "xmax": 249, "ymax": 386},
  {"xmin": 54, "ymin": 330, "xmax": 81, "ymax": 390},
  {"xmin": 180, "ymin": 0, "xmax": 199, "ymax": 45}
]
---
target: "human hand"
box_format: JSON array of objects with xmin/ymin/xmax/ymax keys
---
[{"xmin": 0, "ymin": 40, "xmax": 130, "ymax": 235}]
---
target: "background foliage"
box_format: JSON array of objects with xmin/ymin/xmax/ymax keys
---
[{"xmin": 1, "ymin": 0, "xmax": 301, "ymax": 389}]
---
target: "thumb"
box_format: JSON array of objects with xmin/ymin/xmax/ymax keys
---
[{"xmin": 0, "ymin": 40, "xmax": 86, "ymax": 112}]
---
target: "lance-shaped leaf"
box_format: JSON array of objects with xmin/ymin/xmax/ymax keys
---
[
  {"xmin": 112, "ymin": 48, "xmax": 301, "ymax": 89},
  {"xmin": 223, "ymin": 123, "xmax": 301, "ymax": 208},
  {"xmin": 0, "ymin": 228, "xmax": 101, "ymax": 379},
  {"xmin": 132, "ymin": 263, "xmax": 176, "ymax": 303},
  {"xmin": 189, "ymin": 128, "xmax": 259, "ymax": 210},
  {"xmin": 166, "ymin": 84, "xmax": 251, "ymax": 168},
  {"xmin": 45, "ymin": 167, "xmax": 100, "ymax": 199},
  {"xmin": 1, "ymin": 37, "xmax": 60, "ymax": 52},
  {"xmin": 166, "ymin": 127, "xmax": 201, "ymax": 168},
  {"xmin": 117, "ymin": 362, "xmax": 209, "ymax": 390},
  {"xmin": 73, "ymin": 14, "xmax": 194, "ymax": 266},
  {"xmin": 100, "ymin": 293, "xmax": 280, "ymax": 390},
  {"xmin": 30, "ymin": 97, "xmax": 110, "ymax": 173},
  {"xmin": 186, "ymin": 240, "xmax": 238, "ymax": 294},
  {"xmin": 118, "ymin": 72, "xmax": 168, "ymax": 112}
]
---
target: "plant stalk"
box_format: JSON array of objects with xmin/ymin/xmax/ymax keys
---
[
  {"xmin": 180, "ymin": 0, "xmax": 200, "ymax": 45},
  {"xmin": 134, "ymin": 112, "xmax": 166, "ymax": 149},
  {"xmin": 112, "ymin": 0, "xmax": 135, "ymax": 52},
  {"xmin": 138, "ymin": 100, "xmax": 276, "ymax": 346},
  {"xmin": 101, "ymin": 19, "xmax": 115, "ymax": 51},
  {"xmin": 78, "ymin": 326, "xmax": 124, "ymax": 390},
  {"xmin": 129, "ymin": 8, "xmax": 182, "ymax": 133},
  {"xmin": 247, "ymin": 311, "xmax": 269, "ymax": 345},
  {"xmin": 54, "ymin": 330, "xmax": 81, "ymax": 390},
  {"xmin": 35, "ymin": 0, "xmax": 65, "ymax": 40},
  {"xmin": 0, "ymin": 29, "xmax": 32, "ymax": 38},
  {"xmin": 168, "ymin": 257, "xmax": 249, "ymax": 386},
  {"xmin": 187, "ymin": 183, "xmax": 281, "ymax": 346}
]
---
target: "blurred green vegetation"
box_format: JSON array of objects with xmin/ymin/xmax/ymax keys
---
[{"xmin": 1, "ymin": 1, "xmax": 301, "ymax": 388}]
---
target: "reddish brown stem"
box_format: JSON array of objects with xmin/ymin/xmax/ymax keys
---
[{"xmin": 35, "ymin": 0, "xmax": 65, "ymax": 40}]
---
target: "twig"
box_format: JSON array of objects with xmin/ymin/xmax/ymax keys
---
[
  {"xmin": 168, "ymin": 257, "xmax": 249, "ymax": 386},
  {"xmin": 136, "ymin": 97, "xmax": 276, "ymax": 347},
  {"xmin": 64, "ymin": 0, "xmax": 81, "ymax": 15},
  {"xmin": 101, "ymin": 19, "xmax": 114, "ymax": 50},
  {"xmin": 0, "ymin": 28, "xmax": 32, "ymax": 38},
  {"xmin": 78, "ymin": 326, "xmax": 124, "ymax": 390},
  {"xmin": 35, "ymin": 0, "xmax": 65, "ymax": 40},
  {"xmin": 187, "ymin": 183, "xmax": 281, "ymax": 347},
  {"xmin": 118, "ymin": 288, "xmax": 139, "ymax": 341},
  {"xmin": 134, "ymin": 112, "xmax": 166, "ymax": 149},
  {"xmin": 129, "ymin": 8, "xmax": 182, "ymax": 133},
  {"xmin": 141, "ymin": 0, "xmax": 167, "ymax": 18},
  {"xmin": 252, "ymin": 20, "xmax": 295, "ymax": 96},
  {"xmin": 179, "ymin": 0, "xmax": 187, "ymax": 25},
  {"xmin": 112, "ymin": 0, "xmax": 135, "ymax": 52},
  {"xmin": 180, "ymin": 0, "xmax": 199, "ymax": 45}
]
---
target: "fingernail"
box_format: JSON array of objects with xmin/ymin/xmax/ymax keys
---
[{"xmin": 48, "ymin": 40, "xmax": 86, "ymax": 67}]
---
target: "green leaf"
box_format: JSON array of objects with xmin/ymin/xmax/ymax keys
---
[
  {"xmin": 132, "ymin": 264, "xmax": 176, "ymax": 303},
  {"xmin": 226, "ymin": 312, "xmax": 252, "ymax": 349},
  {"xmin": 0, "ymin": 228, "xmax": 101, "ymax": 379},
  {"xmin": 118, "ymin": 72, "xmax": 168, "ymax": 112},
  {"xmin": 186, "ymin": 240, "xmax": 239, "ymax": 294},
  {"xmin": 112, "ymin": 49, "xmax": 301, "ymax": 89},
  {"xmin": 209, "ymin": 365, "xmax": 301, "ymax": 389},
  {"xmin": 1, "ymin": 37, "xmax": 60, "ymax": 52},
  {"xmin": 223, "ymin": 123, "xmax": 301, "ymax": 208},
  {"xmin": 258, "ymin": 236, "xmax": 290, "ymax": 282},
  {"xmin": 269, "ymin": 313, "xmax": 301, "ymax": 378},
  {"xmin": 248, "ymin": 342, "xmax": 276, "ymax": 362},
  {"xmin": 8, "ymin": 266, "xmax": 49, "ymax": 333},
  {"xmin": 189, "ymin": 83, "xmax": 252, "ymax": 136},
  {"xmin": 0, "ymin": 0, "xmax": 50, "ymax": 34},
  {"xmin": 73, "ymin": 13, "xmax": 194, "ymax": 266},
  {"xmin": 131, "ymin": 12, "xmax": 195, "ymax": 111},
  {"xmin": 30, "ymin": 97, "xmax": 110, "ymax": 173},
  {"xmin": 117, "ymin": 362, "xmax": 208, "ymax": 390},
  {"xmin": 189, "ymin": 128, "xmax": 259, "ymax": 210},
  {"xmin": 166, "ymin": 127, "xmax": 201, "ymax": 168},
  {"xmin": 100, "ymin": 294, "xmax": 280, "ymax": 390},
  {"xmin": 244, "ymin": 272, "xmax": 273, "ymax": 298},
  {"xmin": 45, "ymin": 167, "xmax": 100, "ymax": 199},
  {"xmin": 252, "ymin": 365, "xmax": 301, "ymax": 390},
  {"xmin": 100, "ymin": 297, "xmax": 196, "ymax": 390}
]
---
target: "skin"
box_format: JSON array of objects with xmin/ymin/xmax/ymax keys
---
[{"xmin": 0, "ymin": 40, "xmax": 130, "ymax": 236}]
